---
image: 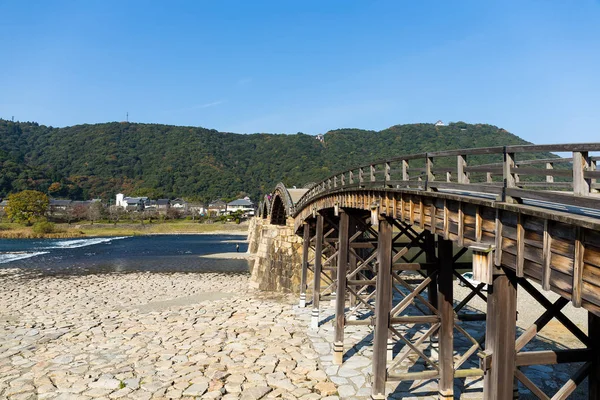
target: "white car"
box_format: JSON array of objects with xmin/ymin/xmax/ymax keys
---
[{"xmin": 459, "ymin": 272, "xmax": 488, "ymax": 291}]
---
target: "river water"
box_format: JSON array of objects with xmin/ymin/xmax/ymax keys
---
[{"xmin": 0, "ymin": 234, "xmax": 250, "ymax": 276}]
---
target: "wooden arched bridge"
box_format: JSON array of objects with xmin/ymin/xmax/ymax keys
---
[{"xmin": 257, "ymin": 143, "xmax": 600, "ymax": 400}]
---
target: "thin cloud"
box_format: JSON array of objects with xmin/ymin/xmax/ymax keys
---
[{"xmin": 166, "ymin": 100, "xmax": 225, "ymax": 113}]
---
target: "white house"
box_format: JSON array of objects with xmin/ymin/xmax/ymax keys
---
[
  {"xmin": 435, "ymin": 120, "xmax": 445, "ymax": 127},
  {"xmin": 115, "ymin": 194, "xmax": 148, "ymax": 211},
  {"xmin": 227, "ymin": 198, "xmax": 255, "ymax": 216}
]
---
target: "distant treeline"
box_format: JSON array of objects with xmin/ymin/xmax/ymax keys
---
[{"xmin": 0, "ymin": 119, "xmax": 534, "ymax": 202}]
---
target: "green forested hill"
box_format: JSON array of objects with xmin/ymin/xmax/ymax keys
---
[{"xmin": 0, "ymin": 119, "xmax": 532, "ymax": 201}]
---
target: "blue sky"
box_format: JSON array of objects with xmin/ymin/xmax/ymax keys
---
[{"xmin": 1, "ymin": 1, "xmax": 599, "ymax": 143}]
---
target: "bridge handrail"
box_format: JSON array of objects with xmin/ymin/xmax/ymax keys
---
[{"xmin": 292, "ymin": 143, "xmax": 600, "ymax": 217}]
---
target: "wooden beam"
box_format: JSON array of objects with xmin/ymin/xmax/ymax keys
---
[
  {"xmin": 438, "ymin": 238, "xmax": 454, "ymax": 399},
  {"xmin": 371, "ymin": 217, "xmax": 393, "ymax": 399},
  {"xmin": 572, "ymin": 226, "xmax": 584, "ymax": 307},
  {"xmin": 334, "ymin": 211, "xmax": 349, "ymax": 365},
  {"xmin": 515, "ymin": 349, "xmax": 592, "ymax": 367},
  {"xmin": 425, "ymin": 232, "xmax": 438, "ymax": 316},
  {"xmin": 494, "ymin": 209, "xmax": 503, "ymax": 267},
  {"xmin": 311, "ymin": 214, "xmax": 324, "ymax": 329},
  {"xmin": 542, "ymin": 219, "xmax": 552, "ymax": 291},
  {"xmin": 516, "ymin": 213, "xmax": 524, "ymax": 278}
]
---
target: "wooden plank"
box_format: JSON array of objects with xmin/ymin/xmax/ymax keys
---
[
  {"xmin": 458, "ymin": 202, "xmax": 465, "ymax": 248},
  {"xmin": 542, "ymin": 219, "xmax": 552, "ymax": 291},
  {"xmin": 552, "ymin": 362, "xmax": 590, "ymax": 400},
  {"xmin": 572, "ymin": 226, "xmax": 585, "ymax": 307},
  {"xmin": 505, "ymin": 188, "xmax": 600, "ymax": 210},
  {"xmin": 511, "ymin": 166, "xmax": 572, "ymax": 178},
  {"xmin": 506, "ymin": 143, "xmax": 600, "ymax": 153},
  {"xmin": 438, "ymin": 238, "xmax": 454, "ymax": 399},
  {"xmin": 428, "ymin": 181, "xmax": 504, "ymax": 196},
  {"xmin": 371, "ymin": 217, "xmax": 393, "ymax": 398},
  {"xmin": 583, "ymin": 263, "xmax": 600, "ymax": 290},
  {"xmin": 514, "ymin": 368, "xmax": 550, "ymax": 400},
  {"xmin": 443, "ymin": 199, "xmax": 450, "ymax": 240},
  {"xmin": 495, "ymin": 209, "xmax": 503, "ymax": 266},
  {"xmin": 516, "ymin": 214, "xmax": 525, "ymax": 278},
  {"xmin": 515, "ymin": 297, "xmax": 569, "ymax": 352}
]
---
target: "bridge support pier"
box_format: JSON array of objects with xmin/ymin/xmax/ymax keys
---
[
  {"xmin": 484, "ymin": 267, "xmax": 517, "ymax": 400},
  {"xmin": 590, "ymin": 312, "xmax": 600, "ymax": 399},
  {"xmin": 311, "ymin": 214, "xmax": 324, "ymax": 330},
  {"xmin": 334, "ymin": 210, "xmax": 349, "ymax": 365},
  {"xmin": 372, "ymin": 217, "xmax": 393, "ymax": 399},
  {"xmin": 299, "ymin": 222, "xmax": 310, "ymax": 308},
  {"xmin": 438, "ymin": 238, "xmax": 454, "ymax": 400}
]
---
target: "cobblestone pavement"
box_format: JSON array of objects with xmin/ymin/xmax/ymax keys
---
[
  {"xmin": 0, "ymin": 271, "xmax": 340, "ymax": 400},
  {"xmin": 296, "ymin": 278, "xmax": 590, "ymax": 399},
  {"xmin": 0, "ymin": 269, "xmax": 590, "ymax": 399}
]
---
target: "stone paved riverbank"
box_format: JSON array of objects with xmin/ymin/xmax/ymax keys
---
[{"xmin": 0, "ymin": 272, "xmax": 339, "ymax": 400}]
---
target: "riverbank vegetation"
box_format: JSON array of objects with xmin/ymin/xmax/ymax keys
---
[{"xmin": 0, "ymin": 220, "xmax": 248, "ymax": 239}]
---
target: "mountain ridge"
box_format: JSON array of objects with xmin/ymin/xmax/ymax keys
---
[{"xmin": 0, "ymin": 119, "xmax": 532, "ymax": 202}]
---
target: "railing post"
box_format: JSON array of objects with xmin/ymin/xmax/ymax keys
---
[
  {"xmin": 503, "ymin": 147, "xmax": 517, "ymax": 203},
  {"xmin": 591, "ymin": 158, "xmax": 598, "ymax": 190},
  {"xmin": 311, "ymin": 214, "xmax": 324, "ymax": 329},
  {"xmin": 545, "ymin": 162, "xmax": 554, "ymax": 183},
  {"xmin": 426, "ymin": 154, "xmax": 435, "ymax": 191},
  {"xmin": 372, "ymin": 216, "xmax": 393, "ymax": 399},
  {"xmin": 402, "ymin": 159, "xmax": 409, "ymax": 182},
  {"xmin": 359, "ymin": 167, "xmax": 364, "ymax": 186},
  {"xmin": 458, "ymin": 154, "xmax": 469, "ymax": 184},
  {"xmin": 573, "ymin": 151, "xmax": 592, "ymax": 196},
  {"xmin": 370, "ymin": 164, "xmax": 376, "ymax": 182},
  {"xmin": 334, "ymin": 210, "xmax": 349, "ymax": 365},
  {"xmin": 385, "ymin": 162, "xmax": 391, "ymax": 184},
  {"xmin": 334, "ymin": 176, "xmax": 338, "ymax": 188},
  {"xmin": 299, "ymin": 222, "xmax": 310, "ymax": 307}
]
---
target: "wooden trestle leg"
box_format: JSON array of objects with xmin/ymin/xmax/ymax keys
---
[
  {"xmin": 590, "ymin": 312, "xmax": 600, "ymax": 399},
  {"xmin": 299, "ymin": 222, "xmax": 310, "ymax": 308},
  {"xmin": 372, "ymin": 217, "xmax": 393, "ymax": 399},
  {"xmin": 311, "ymin": 214, "xmax": 324, "ymax": 330},
  {"xmin": 484, "ymin": 268, "xmax": 517, "ymax": 400},
  {"xmin": 438, "ymin": 238, "xmax": 454, "ymax": 399},
  {"xmin": 334, "ymin": 210, "xmax": 349, "ymax": 365}
]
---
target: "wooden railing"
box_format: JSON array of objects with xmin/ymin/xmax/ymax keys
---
[{"xmin": 293, "ymin": 143, "xmax": 600, "ymax": 216}]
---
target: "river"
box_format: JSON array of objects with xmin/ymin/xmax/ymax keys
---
[{"xmin": 0, "ymin": 234, "xmax": 250, "ymax": 276}]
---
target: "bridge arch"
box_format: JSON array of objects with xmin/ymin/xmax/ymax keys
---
[{"xmin": 258, "ymin": 142, "xmax": 600, "ymax": 399}]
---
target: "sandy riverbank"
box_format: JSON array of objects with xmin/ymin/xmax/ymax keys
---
[{"xmin": 0, "ymin": 271, "xmax": 339, "ymax": 400}]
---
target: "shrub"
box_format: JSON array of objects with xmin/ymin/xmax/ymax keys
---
[{"xmin": 32, "ymin": 221, "xmax": 56, "ymax": 234}]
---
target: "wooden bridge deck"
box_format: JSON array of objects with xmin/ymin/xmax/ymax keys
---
[{"xmin": 259, "ymin": 143, "xmax": 600, "ymax": 399}]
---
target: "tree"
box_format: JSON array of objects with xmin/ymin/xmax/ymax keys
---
[
  {"xmin": 87, "ymin": 201, "xmax": 104, "ymax": 224},
  {"xmin": 5, "ymin": 190, "xmax": 49, "ymax": 225},
  {"xmin": 68, "ymin": 204, "xmax": 88, "ymax": 222}
]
